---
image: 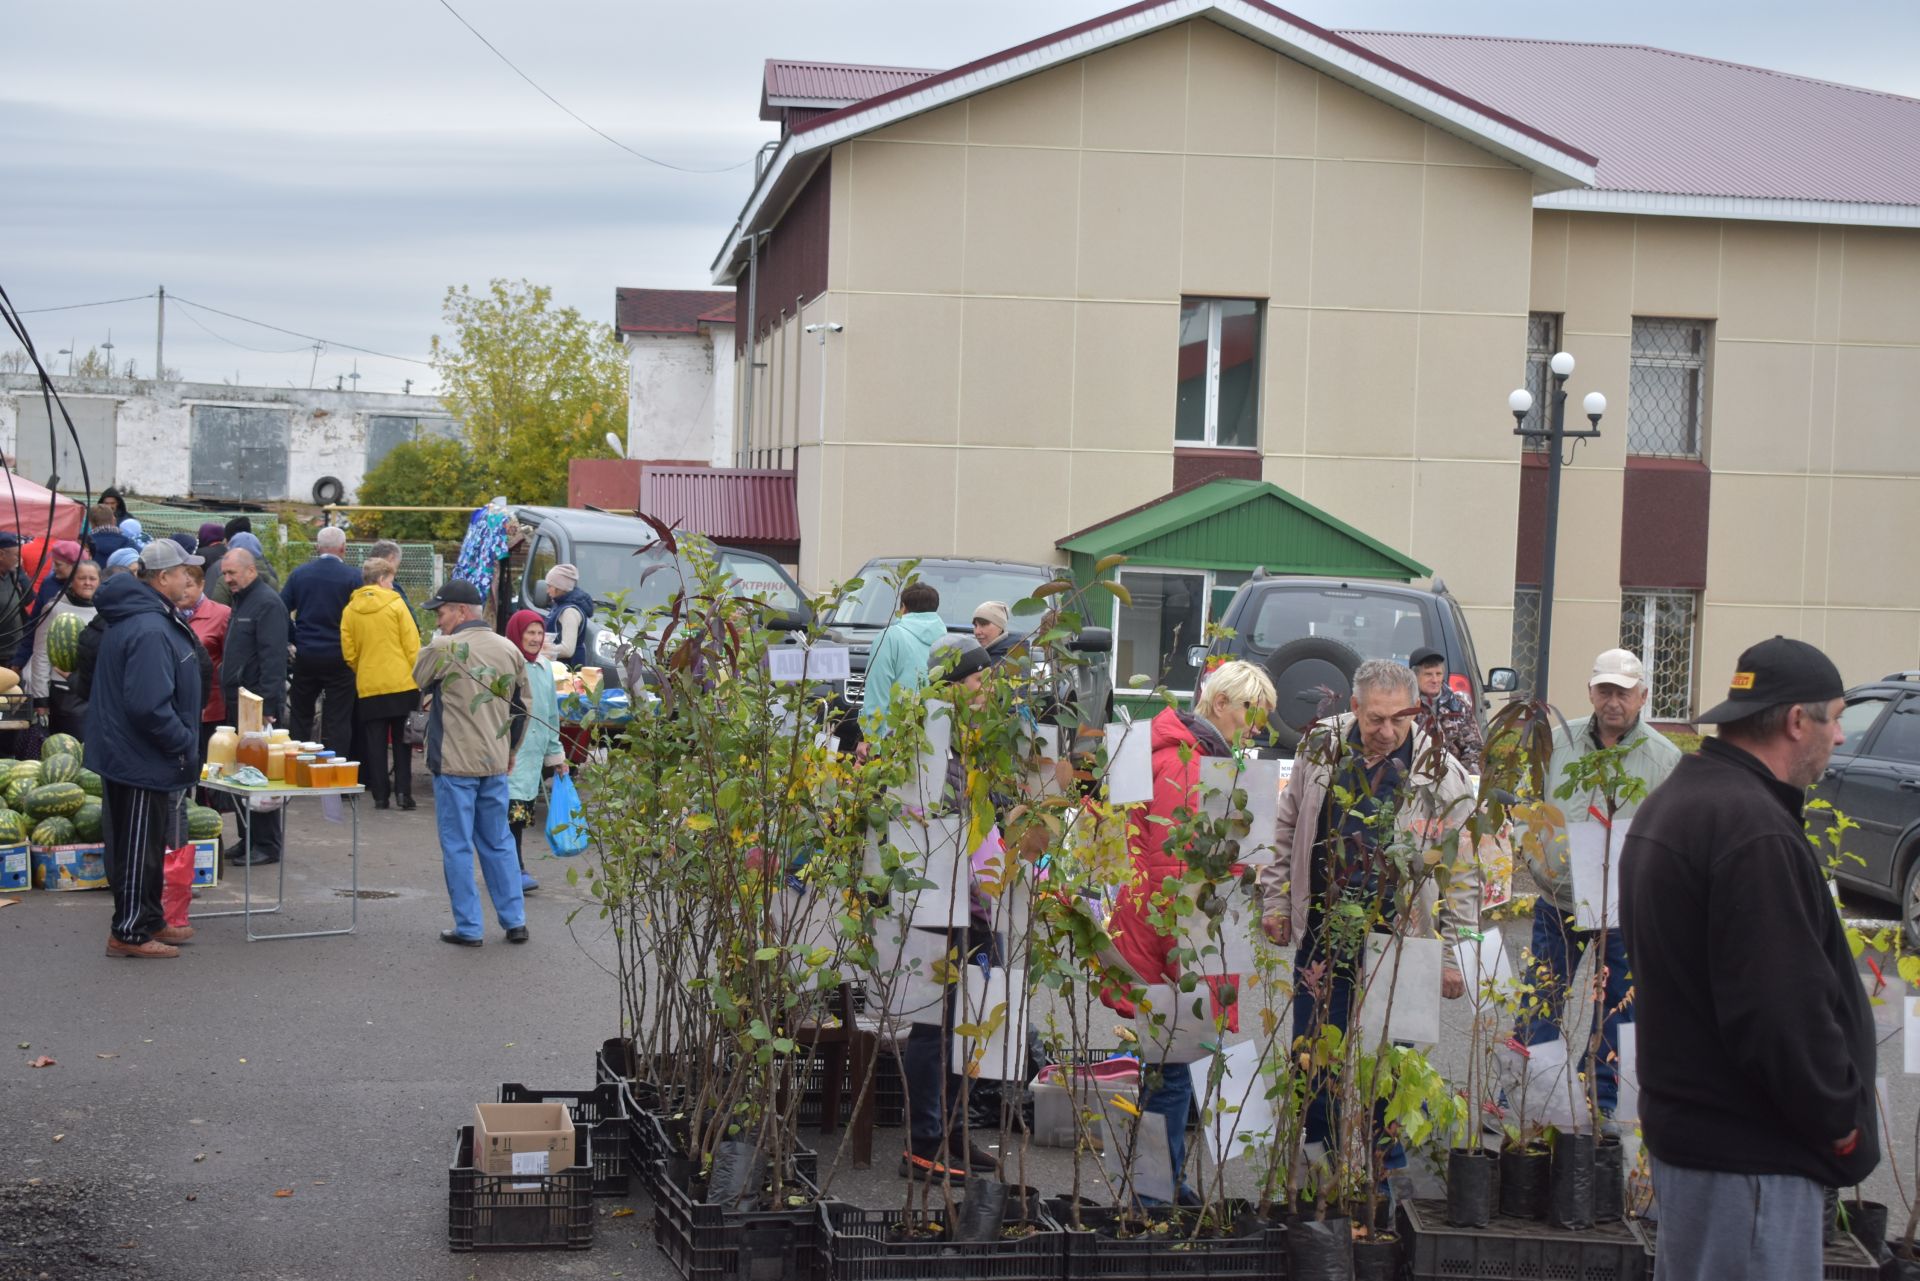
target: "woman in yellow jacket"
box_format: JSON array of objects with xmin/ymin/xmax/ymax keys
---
[{"xmin": 340, "ymin": 557, "xmax": 422, "ymax": 810}]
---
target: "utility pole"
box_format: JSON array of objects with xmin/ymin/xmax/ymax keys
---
[
  {"xmin": 101, "ymin": 329, "xmax": 115, "ymax": 377},
  {"xmin": 308, "ymin": 342, "xmax": 323, "ymax": 389},
  {"xmin": 155, "ymin": 285, "xmax": 165, "ymax": 381}
]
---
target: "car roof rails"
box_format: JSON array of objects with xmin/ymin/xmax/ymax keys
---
[{"xmin": 1882, "ymin": 670, "xmax": 1920, "ymax": 683}]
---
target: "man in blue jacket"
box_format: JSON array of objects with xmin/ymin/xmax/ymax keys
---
[
  {"xmin": 282, "ymin": 526, "xmax": 362, "ymax": 758},
  {"xmin": 86, "ymin": 540, "xmax": 204, "ymax": 959}
]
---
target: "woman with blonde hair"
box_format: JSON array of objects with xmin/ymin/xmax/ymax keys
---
[{"xmin": 340, "ymin": 557, "xmax": 421, "ymax": 810}]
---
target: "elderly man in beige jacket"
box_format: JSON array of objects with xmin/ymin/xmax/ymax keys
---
[
  {"xmin": 1257, "ymin": 659, "xmax": 1481, "ymax": 1149},
  {"xmin": 414, "ymin": 578, "xmax": 534, "ymax": 948}
]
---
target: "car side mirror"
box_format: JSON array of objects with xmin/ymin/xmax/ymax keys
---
[
  {"xmin": 1486, "ymin": 667, "xmax": 1519, "ymax": 693},
  {"xmin": 1187, "ymin": 645, "xmax": 1209, "ymax": 671},
  {"xmin": 1067, "ymin": 626, "xmax": 1112, "ymax": 655},
  {"xmin": 530, "ymin": 580, "xmax": 551, "ymax": 610}
]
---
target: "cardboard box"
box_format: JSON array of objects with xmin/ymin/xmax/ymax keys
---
[
  {"xmin": 472, "ymin": 1102, "xmax": 575, "ymax": 1177},
  {"xmin": 32, "ymin": 844, "xmax": 107, "ymax": 891},
  {"xmin": 0, "ymin": 841, "xmax": 27, "ymax": 891},
  {"xmin": 190, "ymin": 837, "xmax": 220, "ymax": 888}
]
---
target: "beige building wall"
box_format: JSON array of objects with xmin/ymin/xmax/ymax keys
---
[
  {"xmin": 1531, "ymin": 213, "xmax": 1920, "ymax": 709},
  {"xmin": 745, "ymin": 17, "xmax": 1534, "ymax": 630}
]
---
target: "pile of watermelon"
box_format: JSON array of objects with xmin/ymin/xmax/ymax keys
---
[
  {"xmin": 1, "ymin": 733, "xmax": 224, "ymax": 848},
  {"xmin": 1, "ymin": 734, "xmax": 97, "ymax": 847}
]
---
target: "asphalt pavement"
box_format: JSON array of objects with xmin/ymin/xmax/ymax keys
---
[{"xmin": 6, "ymin": 790, "xmax": 1920, "ymax": 1279}]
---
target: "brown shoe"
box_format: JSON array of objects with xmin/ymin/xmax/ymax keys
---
[
  {"xmin": 154, "ymin": 925, "xmax": 195, "ymax": 944},
  {"xmin": 106, "ymin": 936, "xmax": 181, "ymax": 959}
]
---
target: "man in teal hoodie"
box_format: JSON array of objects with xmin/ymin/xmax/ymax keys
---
[{"xmin": 857, "ymin": 582, "xmax": 948, "ymax": 738}]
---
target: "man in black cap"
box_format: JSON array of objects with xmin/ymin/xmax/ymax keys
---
[
  {"xmin": 1620, "ymin": 637, "xmax": 1871, "ymax": 1280},
  {"xmin": 1410, "ymin": 645, "xmax": 1482, "ymax": 771}
]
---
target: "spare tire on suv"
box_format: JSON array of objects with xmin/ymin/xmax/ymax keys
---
[{"xmin": 1262, "ymin": 637, "xmax": 1364, "ymax": 751}]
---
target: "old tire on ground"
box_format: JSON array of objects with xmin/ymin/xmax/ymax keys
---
[{"xmin": 1262, "ymin": 636, "xmax": 1364, "ymax": 751}]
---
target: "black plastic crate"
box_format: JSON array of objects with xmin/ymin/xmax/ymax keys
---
[
  {"xmin": 1631, "ymin": 1215, "xmax": 1879, "ymax": 1280},
  {"xmin": 1052, "ymin": 1199, "xmax": 1283, "ymax": 1278},
  {"xmin": 653, "ymin": 1157, "xmax": 827, "ymax": 1281},
  {"xmin": 498, "ymin": 1082, "xmax": 632, "ymax": 1198},
  {"xmin": 820, "ymin": 1203, "xmax": 1067, "ymax": 1281},
  {"xmin": 448, "ymin": 1123, "xmax": 594, "ymax": 1252},
  {"xmin": 1401, "ymin": 1197, "xmax": 1644, "ymax": 1281}
]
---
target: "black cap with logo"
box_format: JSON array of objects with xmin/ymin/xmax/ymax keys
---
[
  {"xmin": 1695, "ymin": 636, "xmax": 1845, "ymax": 724},
  {"xmin": 423, "ymin": 578, "xmax": 484, "ymax": 610}
]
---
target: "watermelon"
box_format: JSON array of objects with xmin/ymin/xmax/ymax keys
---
[
  {"xmin": 41, "ymin": 733, "xmax": 80, "ymax": 762},
  {"xmin": 31, "ymin": 816, "xmax": 75, "ymax": 848},
  {"xmin": 0, "ymin": 808, "xmax": 27, "ymax": 844},
  {"xmin": 187, "ymin": 806, "xmax": 224, "ymax": 840},
  {"xmin": 4, "ymin": 777, "xmax": 33, "ymax": 809},
  {"xmin": 46, "ymin": 612, "xmax": 85, "ymax": 673},
  {"xmin": 70, "ymin": 800, "xmax": 102, "ymax": 841},
  {"xmin": 39, "ymin": 754, "xmax": 82, "ymax": 786},
  {"xmin": 77, "ymin": 769, "xmax": 102, "ymax": 798},
  {"xmin": 7, "ymin": 759, "xmax": 41, "ymax": 788},
  {"xmin": 23, "ymin": 782, "xmax": 86, "ymax": 820}
]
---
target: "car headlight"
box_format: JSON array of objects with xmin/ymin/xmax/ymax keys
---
[{"xmin": 593, "ymin": 629, "xmax": 619, "ymax": 659}]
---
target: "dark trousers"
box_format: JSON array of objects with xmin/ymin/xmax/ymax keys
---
[
  {"xmin": 902, "ymin": 929, "xmax": 995, "ymax": 1142},
  {"xmin": 355, "ymin": 714, "xmax": 412, "ymax": 806},
  {"xmin": 1291, "ymin": 925, "xmax": 1405, "ymax": 1170},
  {"xmin": 48, "ymin": 685, "xmax": 87, "ymax": 741},
  {"xmin": 1515, "ymin": 897, "xmax": 1633, "ymax": 1113},
  {"xmin": 289, "ymin": 653, "xmax": 356, "ymax": 758},
  {"xmin": 238, "ymin": 802, "xmax": 283, "ymax": 860},
  {"xmin": 102, "ymin": 781, "xmax": 171, "ymax": 943}
]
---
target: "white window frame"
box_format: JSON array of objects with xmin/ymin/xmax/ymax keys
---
[
  {"xmin": 1175, "ymin": 298, "xmax": 1262, "ymax": 450},
  {"xmin": 1620, "ymin": 588, "xmax": 1699, "ymax": 721},
  {"xmin": 1111, "ymin": 565, "xmax": 1218, "ymax": 698}
]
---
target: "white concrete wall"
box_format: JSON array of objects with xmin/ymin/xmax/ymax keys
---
[
  {"xmin": 0, "ymin": 376, "xmax": 453, "ymax": 502},
  {"xmin": 624, "ymin": 323, "xmax": 734, "ymax": 467}
]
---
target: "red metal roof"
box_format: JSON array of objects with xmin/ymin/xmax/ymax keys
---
[
  {"xmin": 615, "ymin": 288, "xmax": 737, "ymax": 335},
  {"xmin": 1339, "ymin": 31, "xmax": 1920, "ymax": 205},
  {"xmin": 761, "ymin": 59, "xmax": 940, "ymax": 120},
  {"xmin": 639, "ymin": 466, "xmax": 799, "ymax": 546}
]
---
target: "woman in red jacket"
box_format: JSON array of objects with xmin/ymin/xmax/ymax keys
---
[{"xmin": 1107, "ymin": 659, "xmax": 1276, "ymax": 1200}]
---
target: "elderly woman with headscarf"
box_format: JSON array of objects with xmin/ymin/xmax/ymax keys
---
[
  {"xmin": 209, "ymin": 530, "xmax": 277, "ymax": 604},
  {"xmin": 13, "ymin": 538, "xmax": 83, "ymax": 670},
  {"xmin": 28, "ymin": 558, "xmax": 101, "ymax": 738},
  {"xmin": 504, "ymin": 609, "xmax": 566, "ymax": 892}
]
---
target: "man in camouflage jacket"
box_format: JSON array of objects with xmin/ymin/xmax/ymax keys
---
[{"xmin": 1411, "ymin": 646, "xmax": 1484, "ymax": 772}]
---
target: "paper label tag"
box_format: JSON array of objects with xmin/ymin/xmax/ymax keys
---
[
  {"xmin": 510, "ymin": 1150, "xmax": 549, "ymax": 1176},
  {"xmin": 767, "ymin": 645, "xmax": 850, "ymax": 683}
]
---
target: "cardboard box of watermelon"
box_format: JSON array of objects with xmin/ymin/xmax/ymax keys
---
[
  {"xmin": 0, "ymin": 841, "xmax": 27, "ymax": 892},
  {"xmin": 8, "ymin": 732, "xmax": 108, "ymax": 891}
]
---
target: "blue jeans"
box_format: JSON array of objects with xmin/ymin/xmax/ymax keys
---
[
  {"xmin": 1140, "ymin": 1060, "xmax": 1194, "ymax": 1195},
  {"xmin": 1650, "ymin": 1156, "xmax": 1822, "ymax": 1281},
  {"xmin": 433, "ymin": 773, "xmax": 525, "ymax": 938},
  {"xmin": 1516, "ymin": 897, "xmax": 1632, "ymax": 1113}
]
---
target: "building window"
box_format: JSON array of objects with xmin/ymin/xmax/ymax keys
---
[
  {"xmin": 1628, "ymin": 319, "xmax": 1709, "ymax": 458},
  {"xmin": 1620, "ymin": 589, "xmax": 1698, "ymax": 720},
  {"xmin": 1113, "ymin": 568, "xmax": 1211, "ymax": 695},
  {"xmin": 1511, "ymin": 586, "xmax": 1542, "ymax": 698},
  {"xmin": 1174, "ymin": 298, "xmax": 1262, "ymax": 450},
  {"xmin": 1519, "ymin": 313, "xmax": 1560, "ymax": 453}
]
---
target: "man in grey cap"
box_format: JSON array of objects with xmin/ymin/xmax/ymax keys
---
[
  {"xmin": 1510, "ymin": 647, "xmax": 1680, "ymax": 1127},
  {"xmin": 1622, "ymin": 638, "xmax": 1869, "ymax": 1280}
]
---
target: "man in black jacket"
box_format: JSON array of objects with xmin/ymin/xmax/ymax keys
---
[
  {"xmin": 86, "ymin": 542, "xmax": 203, "ymax": 958},
  {"xmin": 220, "ymin": 547, "xmax": 290, "ymax": 866},
  {"xmin": 1620, "ymin": 636, "xmax": 1867, "ymax": 1280}
]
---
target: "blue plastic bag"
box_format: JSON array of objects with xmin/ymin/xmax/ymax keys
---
[{"xmin": 545, "ymin": 773, "xmax": 590, "ymax": 856}]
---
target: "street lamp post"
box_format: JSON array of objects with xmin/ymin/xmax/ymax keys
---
[{"xmin": 1508, "ymin": 352, "xmax": 1607, "ymax": 703}]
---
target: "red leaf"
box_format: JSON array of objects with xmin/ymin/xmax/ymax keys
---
[
  {"xmin": 636, "ymin": 510, "xmax": 679, "ymax": 555},
  {"xmin": 27, "ymin": 1056, "xmax": 55, "ymax": 1068},
  {"xmin": 273, "ymin": 1188, "xmax": 294, "ymax": 1198}
]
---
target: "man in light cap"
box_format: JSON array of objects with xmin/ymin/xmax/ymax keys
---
[
  {"xmin": 1623, "ymin": 638, "xmax": 1869, "ymax": 1279},
  {"xmin": 1509, "ymin": 647, "xmax": 1680, "ymax": 1126}
]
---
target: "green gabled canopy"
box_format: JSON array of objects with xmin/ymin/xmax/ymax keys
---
[{"xmin": 1058, "ymin": 478, "xmax": 1429, "ymax": 581}]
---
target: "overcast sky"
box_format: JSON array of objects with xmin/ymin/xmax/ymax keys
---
[{"xmin": 5, "ymin": 0, "xmax": 1914, "ymax": 393}]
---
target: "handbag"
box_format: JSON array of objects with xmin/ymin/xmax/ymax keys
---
[{"xmin": 404, "ymin": 693, "xmax": 431, "ymax": 746}]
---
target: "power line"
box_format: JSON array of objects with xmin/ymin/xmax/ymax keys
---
[
  {"xmin": 430, "ymin": 0, "xmax": 751, "ymax": 175},
  {"xmin": 174, "ymin": 302, "xmax": 317, "ymax": 355},
  {"xmin": 17, "ymin": 292, "xmax": 157, "ymax": 314},
  {"xmin": 169, "ymin": 295, "xmax": 434, "ymax": 367}
]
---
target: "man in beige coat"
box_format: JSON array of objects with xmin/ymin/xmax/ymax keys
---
[
  {"xmin": 413, "ymin": 578, "xmax": 533, "ymax": 947},
  {"xmin": 1257, "ymin": 659, "xmax": 1481, "ymax": 1148}
]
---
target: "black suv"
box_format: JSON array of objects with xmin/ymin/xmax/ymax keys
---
[
  {"xmin": 1197, "ymin": 573, "xmax": 1515, "ymax": 751},
  {"xmin": 1812, "ymin": 673, "xmax": 1920, "ymax": 943},
  {"xmin": 824, "ymin": 556, "xmax": 1110, "ymax": 742},
  {"xmin": 510, "ymin": 505, "xmax": 808, "ymax": 688}
]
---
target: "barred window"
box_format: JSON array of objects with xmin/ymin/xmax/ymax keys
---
[
  {"xmin": 1520, "ymin": 313, "xmax": 1560, "ymax": 452},
  {"xmin": 1619, "ymin": 590, "xmax": 1698, "ymax": 720},
  {"xmin": 1511, "ymin": 586, "xmax": 1542, "ymax": 699},
  {"xmin": 1628, "ymin": 319, "xmax": 1709, "ymax": 458}
]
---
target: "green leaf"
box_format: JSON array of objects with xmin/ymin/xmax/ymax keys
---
[{"xmin": 752, "ymin": 946, "xmax": 781, "ymax": 961}]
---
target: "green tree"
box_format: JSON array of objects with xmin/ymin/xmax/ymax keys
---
[
  {"xmin": 430, "ymin": 279, "xmax": 625, "ymax": 507},
  {"xmin": 357, "ymin": 437, "xmax": 491, "ymax": 541}
]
